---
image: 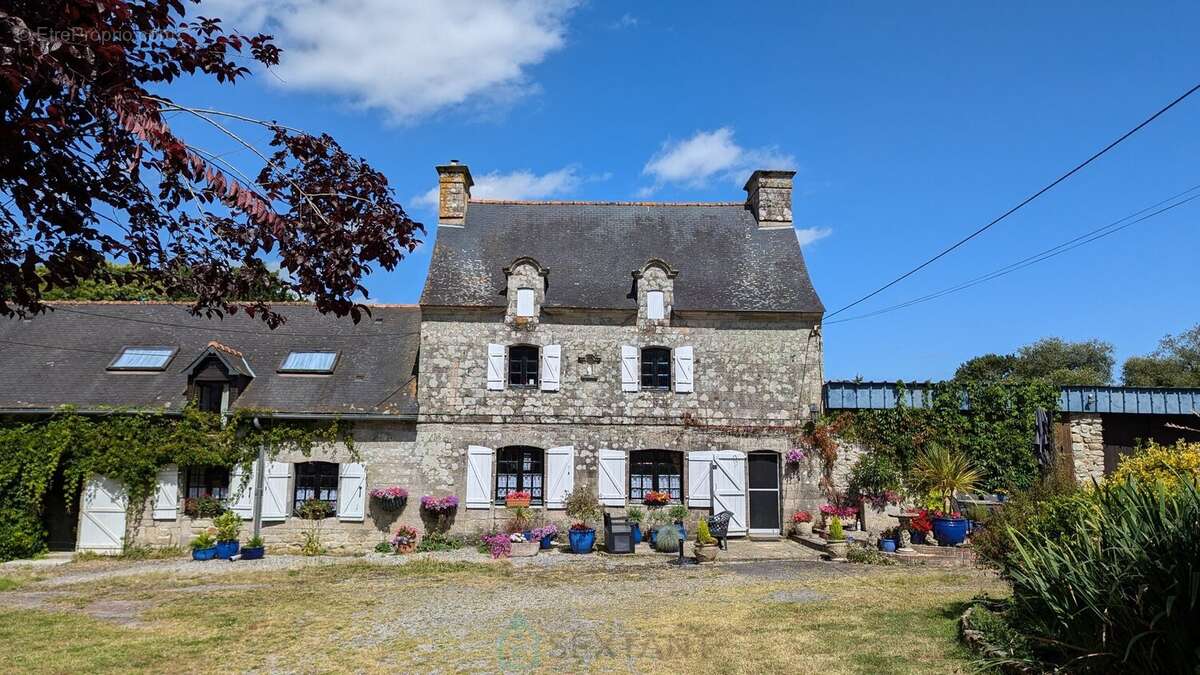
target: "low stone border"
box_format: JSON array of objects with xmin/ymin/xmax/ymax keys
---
[{"xmin": 789, "ymin": 534, "xmax": 978, "ymax": 567}]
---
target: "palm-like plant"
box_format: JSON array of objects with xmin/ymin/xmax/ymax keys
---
[{"xmin": 912, "ymin": 443, "xmax": 983, "ymax": 514}]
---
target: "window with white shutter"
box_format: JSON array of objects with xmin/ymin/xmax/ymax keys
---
[
  {"xmin": 228, "ymin": 463, "xmax": 257, "ymax": 519},
  {"xmin": 466, "ymin": 446, "xmax": 494, "ymax": 509},
  {"xmin": 487, "ymin": 343, "xmax": 506, "ymax": 390},
  {"xmin": 516, "ymin": 288, "xmax": 535, "ymax": 317},
  {"xmin": 153, "ymin": 465, "xmax": 178, "ymax": 520},
  {"xmin": 646, "ymin": 290, "xmax": 665, "ymax": 319},
  {"xmin": 544, "ymin": 445, "xmax": 575, "ymax": 509},
  {"xmin": 674, "ymin": 345, "xmax": 694, "ymax": 393},
  {"xmin": 337, "ymin": 463, "xmax": 366, "ymax": 521},
  {"xmin": 540, "ymin": 344, "xmax": 561, "ymax": 391},
  {"xmin": 620, "ymin": 345, "xmax": 639, "ymax": 392},
  {"xmin": 597, "ymin": 449, "xmax": 627, "ymax": 506}
]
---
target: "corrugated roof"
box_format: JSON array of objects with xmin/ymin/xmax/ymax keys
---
[
  {"xmin": 421, "ymin": 201, "xmax": 824, "ymax": 313},
  {"xmin": 0, "ymin": 303, "xmax": 420, "ymax": 417}
]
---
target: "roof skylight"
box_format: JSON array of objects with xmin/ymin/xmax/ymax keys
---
[
  {"xmin": 279, "ymin": 351, "xmax": 338, "ymax": 374},
  {"xmin": 109, "ymin": 347, "xmax": 176, "ymax": 371}
]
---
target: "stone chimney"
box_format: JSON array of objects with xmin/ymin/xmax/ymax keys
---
[
  {"xmin": 435, "ymin": 160, "xmax": 473, "ymax": 224},
  {"xmin": 743, "ymin": 169, "xmax": 796, "ymax": 229}
]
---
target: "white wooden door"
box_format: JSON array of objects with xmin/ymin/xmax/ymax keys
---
[
  {"xmin": 712, "ymin": 451, "xmax": 747, "ymax": 536},
  {"xmin": 78, "ymin": 475, "xmax": 127, "ymax": 553}
]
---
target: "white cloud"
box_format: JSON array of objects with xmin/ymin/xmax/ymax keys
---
[
  {"xmin": 640, "ymin": 127, "xmax": 794, "ymax": 193},
  {"xmin": 794, "ymin": 226, "xmax": 833, "ymax": 247},
  {"xmin": 411, "ymin": 166, "xmax": 586, "ymax": 208},
  {"xmin": 610, "ymin": 13, "xmax": 638, "ymax": 29},
  {"xmin": 202, "ymin": 0, "xmax": 578, "ymax": 123}
]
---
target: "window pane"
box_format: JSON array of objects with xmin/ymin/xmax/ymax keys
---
[
  {"xmin": 111, "ymin": 347, "xmax": 174, "ymax": 369},
  {"xmin": 508, "ymin": 346, "xmax": 540, "ymax": 387},
  {"xmin": 281, "ymin": 352, "xmax": 337, "ymax": 373}
]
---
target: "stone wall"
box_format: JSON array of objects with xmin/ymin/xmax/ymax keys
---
[{"xmin": 1068, "ymin": 413, "xmax": 1105, "ymax": 483}]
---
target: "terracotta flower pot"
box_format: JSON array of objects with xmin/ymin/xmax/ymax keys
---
[
  {"xmin": 506, "ymin": 496, "xmax": 532, "ymax": 508},
  {"xmin": 694, "ymin": 542, "xmax": 719, "ymax": 563},
  {"xmin": 396, "ymin": 542, "xmax": 416, "ymax": 555}
]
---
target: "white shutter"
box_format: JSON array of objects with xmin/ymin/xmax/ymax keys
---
[
  {"xmin": 229, "ymin": 463, "xmax": 256, "ymax": 519},
  {"xmin": 152, "ymin": 465, "xmax": 178, "ymax": 520},
  {"xmin": 337, "ymin": 462, "xmax": 366, "ymax": 522},
  {"xmin": 687, "ymin": 451, "xmax": 714, "ymax": 507},
  {"xmin": 646, "ymin": 290, "xmax": 665, "ymax": 319},
  {"xmin": 674, "ymin": 345, "xmax": 694, "ymax": 393},
  {"xmin": 540, "ymin": 344, "xmax": 561, "ymax": 391},
  {"xmin": 713, "ymin": 450, "xmax": 748, "ymax": 535},
  {"xmin": 597, "ymin": 449, "xmax": 627, "ymax": 506},
  {"xmin": 466, "ymin": 445, "xmax": 494, "ymax": 509},
  {"xmin": 487, "ymin": 343, "xmax": 505, "ymax": 390},
  {"xmin": 545, "ymin": 445, "xmax": 575, "ymax": 509},
  {"xmin": 516, "ymin": 288, "xmax": 535, "ymax": 316},
  {"xmin": 261, "ymin": 461, "xmax": 291, "ymax": 522},
  {"xmin": 620, "ymin": 345, "xmax": 639, "ymax": 392}
]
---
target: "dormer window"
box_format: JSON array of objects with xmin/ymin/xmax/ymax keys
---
[
  {"xmin": 108, "ymin": 347, "xmax": 175, "ymax": 371},
  {"xmin": 196, "ymin": 382, "xmax": 226, "ymax": 413},
  {"xmin": 280, "ymin": 351, "xmax": 338, "ymax": 374},
  {"xmin": 516, "ymin": 288, "xmax": 536, "ymax": 317},
  {"xmin": 633, "ymin": 259, "xmax": 677, "ymax": 326}
]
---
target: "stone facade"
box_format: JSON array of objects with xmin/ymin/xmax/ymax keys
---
[{"xmin": 1068, "ymin": 413, "xmax": 1105, "ymax": 483}]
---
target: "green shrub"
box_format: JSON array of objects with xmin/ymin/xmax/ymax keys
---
[
  {"xmin": 695, "ymin": 519, "xmax": 715, "ymax": 545},
  {"xmin": 246, "ymin": 535, "xmax": 264, "ymax": 548},
  {"xmin": 1109, "ymin": 439, "xmax": 1200, "ymax": 489},
  {"xmin": 667, "ymin": 504, "xmax": 688, "ymax": 522},
  {"xmin": 625, "ymin": 506, "xmax": 644, "ymax": 524},
  {"xmin": 848, "ymin": 452, "xmax": 902, "ymax": 500},
  {"xmin": 190, "ymin": 531, "xmax": 215, "ymax": 550},
  {"xmin": 964, "ymin": 602, "xmax": 1033, "ymax": 662},
  {"xmin": 416, "ymin": 531, "xmax": 465, "ymax": 552},
  {"xmin": 972, "ymin": 473, "xmax": 1087, "ymax": 574},
  {"xmin": 654, "ymin": 525, "xmax": 679, "ymax": 552},
  {"xmin": 563, "ymin": 483, "xmax": 602, "ymax": 527},
  {"xmin": 846, "ymin": 546, "xmax": 894, "ymax": 566},
  {"xmin": 373, "ymin": 541, "xmax": 392, "ymax": 554},
  {"xmin": 1003, "ymin": 476, "xmax": 1200, "ymax": 672},
  {"xmin": 213, "ymin": 511, "xmax": 242, "ymax": 542},
  {"xmin": 828, "ymin": 516, "xmax": 844, "ymax": 540}
]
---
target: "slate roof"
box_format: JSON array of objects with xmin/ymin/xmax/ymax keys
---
[
  {"xmin": 420, "ymin": 201, "xmax": 825, "ymax": 313},
  {"xmin": 0, "ymin": 303, "xmax": 420, "ymax": 417}
]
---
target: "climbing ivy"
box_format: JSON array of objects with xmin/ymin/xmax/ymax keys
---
[
  {"xmin": 0, "ymin": 406, "xmax": 351, "ymax": 561},
  {"xmin": 841, "ymin": 379, "xmax": 1059, "ymax": 494}
]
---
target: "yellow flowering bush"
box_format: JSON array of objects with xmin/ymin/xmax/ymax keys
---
[{"xmin": 1109, "ymin": 440, "xmax": 1200, "ymax": 489}]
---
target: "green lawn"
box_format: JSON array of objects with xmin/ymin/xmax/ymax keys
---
[{"xmin": 0, "ymin": 557, "xmax": 1002, "ymax": 673}]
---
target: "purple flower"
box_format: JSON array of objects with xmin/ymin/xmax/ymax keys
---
[
  {"xmin": 531, "ymin": 523, "xmax": 558, "ymax": 540},
  {"xmin": 420, "ymin": 494, "xmax": 459, "ymax": 512},
  {"xmin": 482, "ymin": 533, "xmax": 512, "ymax": 559},
  {"xmin": 785, "ymin": 449, "xmax": 807, "ymax": 464},
  {"xmin": 370, "ymin": 486, "xmax": 408, "ymax": 500}
]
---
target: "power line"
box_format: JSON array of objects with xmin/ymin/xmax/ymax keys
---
[
  {"xmin": 825, "ymin": 186, "xmax": 1200, "ymax": 325},
  {"xmin": 825, "ymin": 81, "xmax": 1200, "ymax": 319},
  {"xmin": 0, "ymin": 337, "xmax": 118, "ymax": 355}
]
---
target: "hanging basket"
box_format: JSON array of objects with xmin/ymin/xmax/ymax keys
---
[{"xmin": 374, "ymin": 495, "xmax": 408, "ymax": 512}]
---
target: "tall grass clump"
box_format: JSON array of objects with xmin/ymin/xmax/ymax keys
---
[{"xmin": 1002, "ymin": 475, "xmax": 1200, "ymax": 672}]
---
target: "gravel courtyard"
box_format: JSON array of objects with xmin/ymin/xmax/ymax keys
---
[{"xmin": 0, "ymin": 549, "xmax": 1002, "ymax": 674}]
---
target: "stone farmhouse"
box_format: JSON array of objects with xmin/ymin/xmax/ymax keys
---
[{"xmin": 0, "ymin": 161, "xmax": 830, "ymax": 553}]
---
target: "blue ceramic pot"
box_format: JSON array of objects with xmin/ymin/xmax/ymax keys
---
[
  {"xmin": 539, "ymin": 533, "xmax": 555, "ymax": 549},
  {"xmin": 192, "ymin": 546, "xmax": 218, "ymax": 561},
  {"xmin": 523, "ymin": 530, "xmax": 533, "ymax": 542},
  {"xmin": 630, "ymin": 523, "xmax": 643, "ymax": 545},
  {"xmin": 240, "ymin": 546, "xmax": 265, "ymax": 560},
  {"xmin": 879, "ymin": 538, "xmax": 897, "ymax": 553},
  {"xmin": 568, "ymin": 528, "xmax": 595, "ymax": 554},
  {"xmin": 215, "ymin": 540, "xmax": 240, "ymax": 559},
  {"xmin": 932, "ymin": 517, "xmax": 969, "ymax": 546},
  {"xmin": 649, "ymin": 528, "xmax": 658, "ymax": 547},
  {"xmin": 911, "ymin": 531, "xmax": 927, "ymax": 545},
  {"xmin": 676, "ymin": 524, "xmax": 687, "ymax": 541}
]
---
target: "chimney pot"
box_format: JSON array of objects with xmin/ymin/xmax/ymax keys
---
[
  {"xmin": 435, "ymin": 161, "xmax": 473, "ymax": 224},
  {"xmin": 744, "ymin": 169, "xmax": 796, "ymax": 229}
]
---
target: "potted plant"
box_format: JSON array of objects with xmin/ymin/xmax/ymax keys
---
[
  {"xmin": 213, "ymin": 511, "xmax": 242, "ymax": 559},
  {"xmin": 482, "ymin": 532, "xmax": 512, "ymax": 559},
  {"xmin": 184, "ymin": 495, "xmax": 225, "ymax": 519},
  {"xmin": 668, "ymin": 504, "xmax": 689, "ymax": 540},
  {"xmin": 241, "ymin": 535, "xmax": 265, "ymax": 560},
  {"xmin": 825, "ymin": 516, "xmax": 848, "ymax": 561},
  {"xmin": 509, "ymin": 532, "xmax": 539, "ymax": 557},
  {"xmin": 626, "ymin": 506, "xmax": 644, "ymax": 545},
  {"xmin": 654, "ymin": 523, "xmax": 680, "ymax": 553},
  {"xmin": 505, "ymin": 489, "xmax": 532, "ymax": 509},
  {"xmin": 878, "ymin": 527, "xmax": 897, "ymax": 553},
  {"xmin": 563, "ymin": 483, "xmax": 601, "ymax": 553},
  {"xmin": 531, "ymin": 523, "xmax": 558, "ymax": 550},
  {"xmin": 190, "ymin": 531, "xmax": 218, "ymax": 560},
  {"xmin": 908, "ymin": 509, "xmax": 933, "ymax": 544},
  {"xmin": 694, "ymin": 519, "xmax": 719, "ymax": 562},
  {"xmin": 791, "ymin": 510, "xmax": 814, "ymax": 537},
  {"xmin": 369, "ymin": 486, "xmax": 408, "ymax": 511},
  {"xmin": 504, "ymin": 506, "xmax": 533, "ymax": 540},
  {"xmin": 391, "ymin": 524, "xmax": 419, "ymax": 554},
  {"xmin": 642, "ymin": 490, "xmax": 670, "ymax": 507},
  {"xmin": 912, "ymin": 443, "xmax": 982, "ymax": 547}
]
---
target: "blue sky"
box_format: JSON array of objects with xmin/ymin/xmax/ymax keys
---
[{"xmin": 171, "ymin": 1, "xmax": 1200, "ymax": 381}]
